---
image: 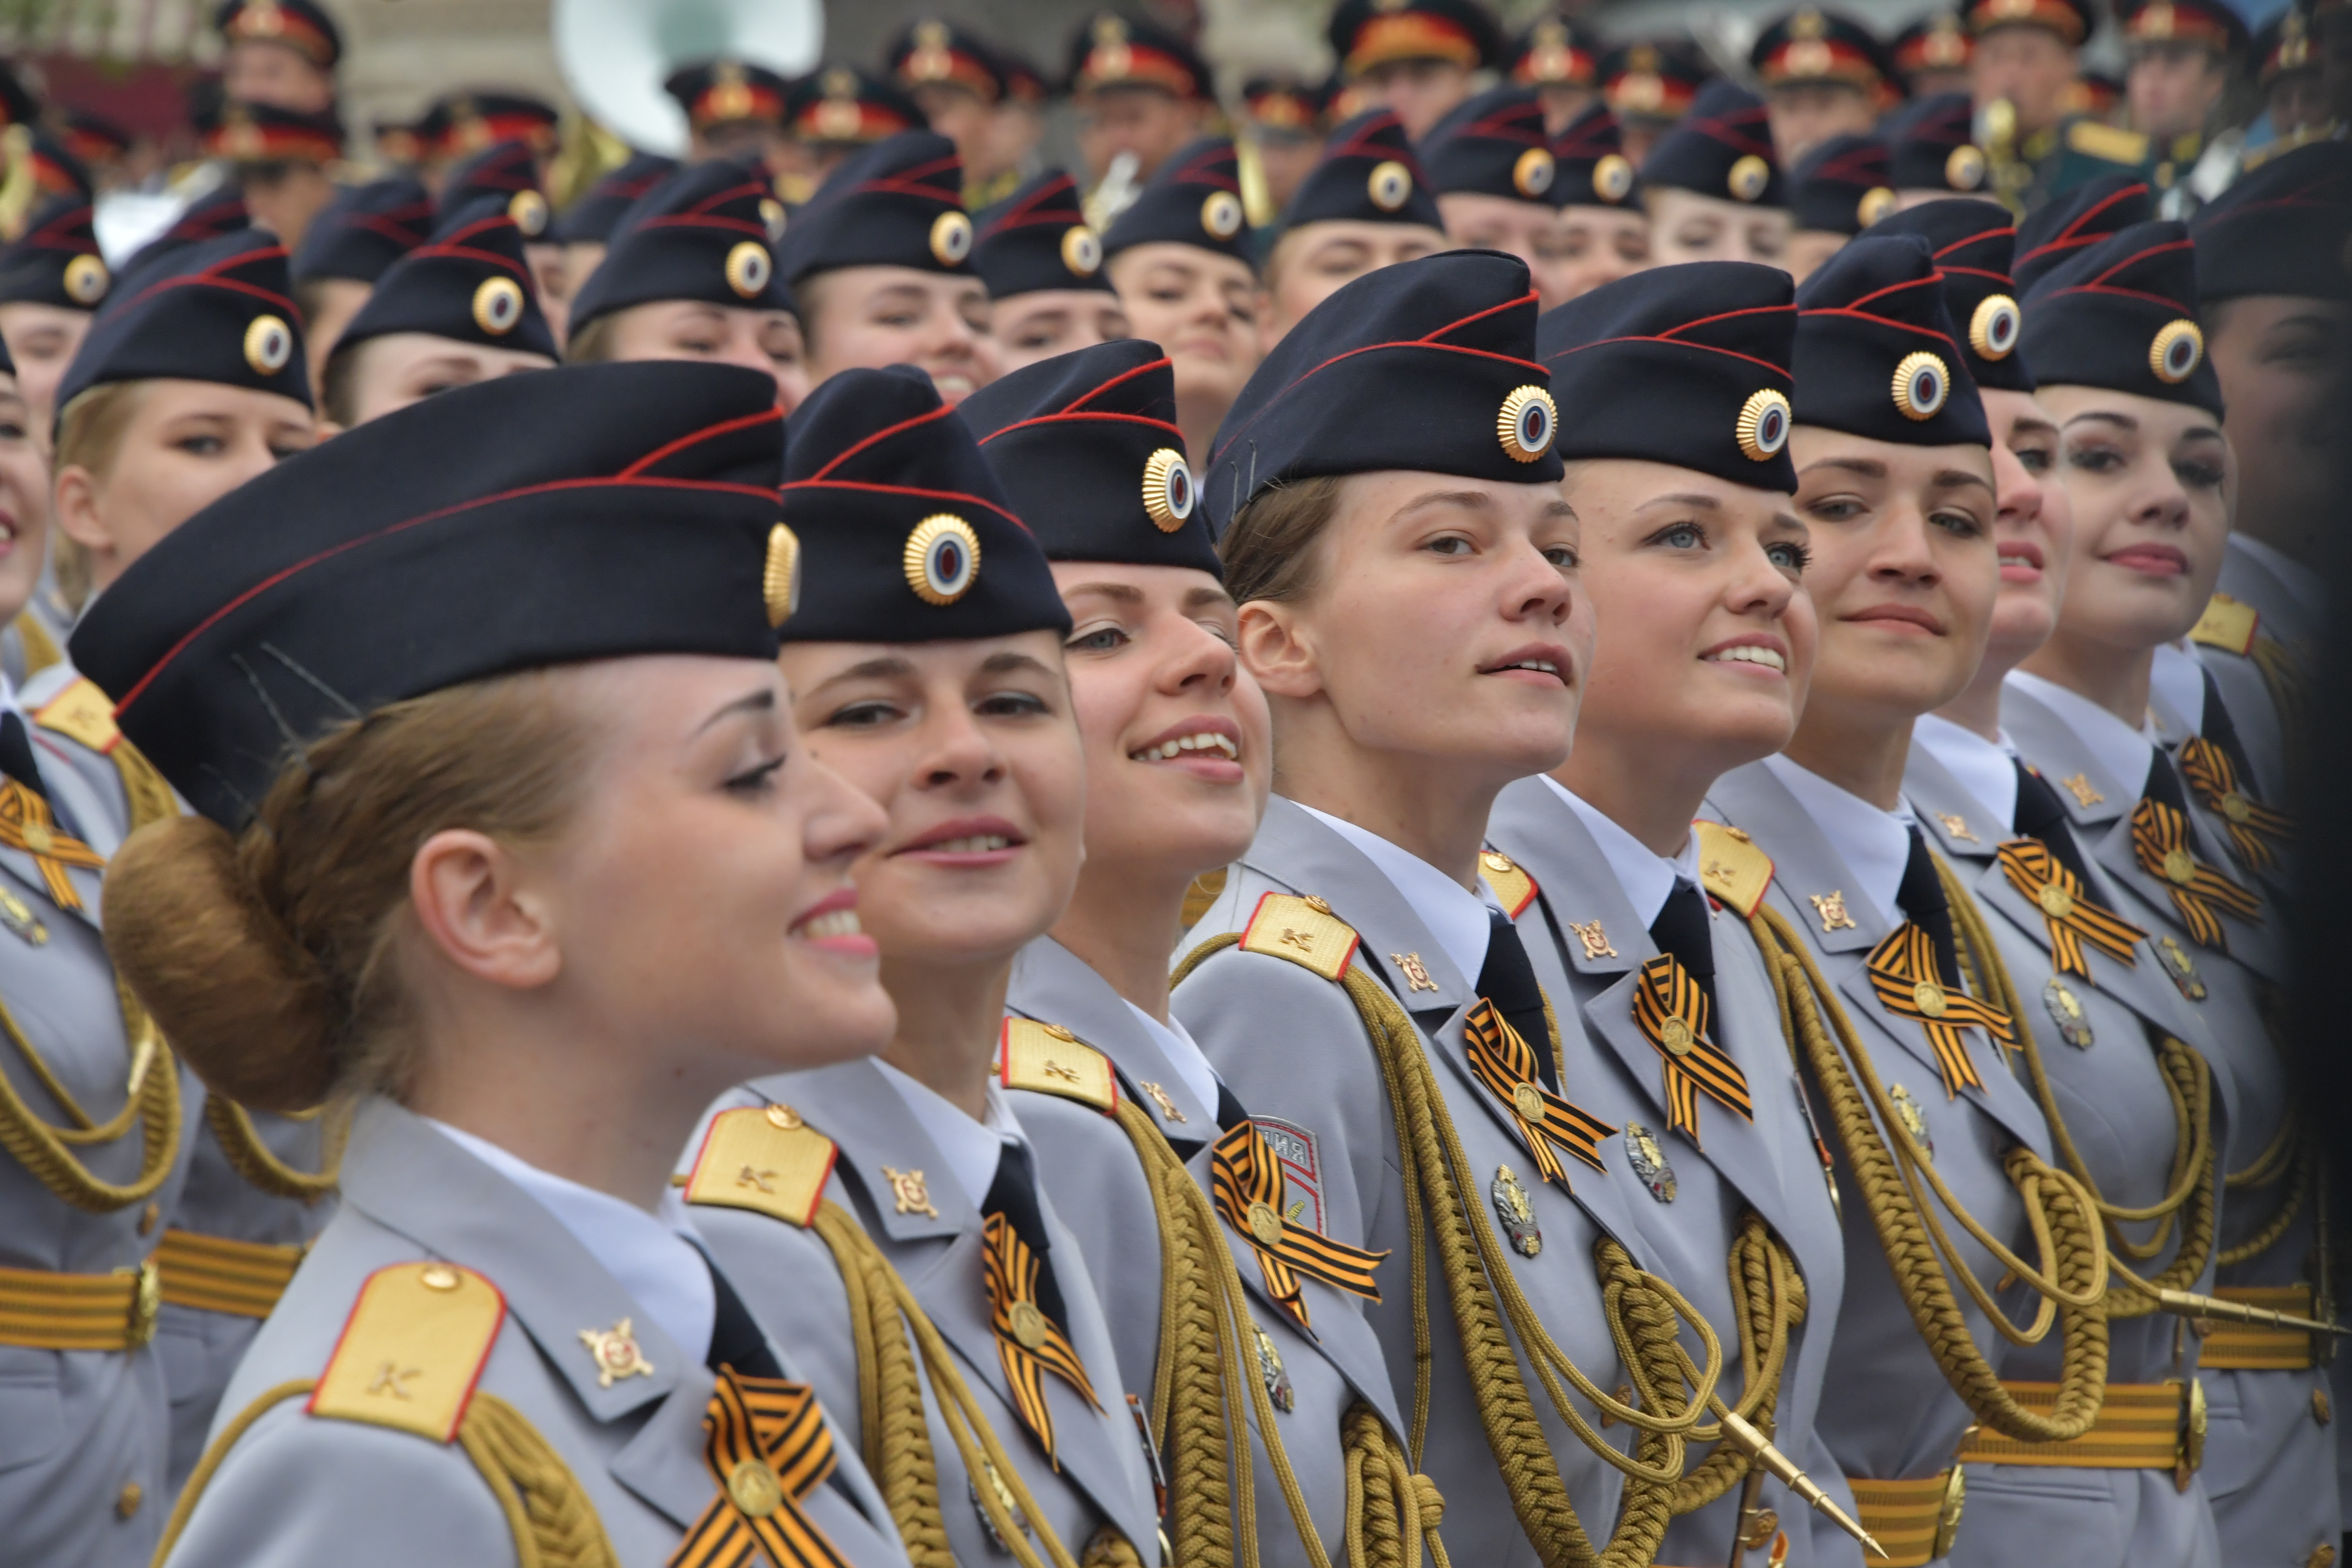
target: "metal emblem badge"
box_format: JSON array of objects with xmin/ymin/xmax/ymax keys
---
[
  {"xmin": 1391, "ymin": 951, "xmax": 1439, "ymax": 992},
  {"xmin": 2042, "ymin": 977, "xmax": 2094, "ymax": 1048},
  {"xmin": 0, "ymin": 885, "xmax": 47, "ymax": 946},
  {"xmin": 1252, "ymin": 1324, "xmax": 1296, "ymax": 1413},
  {"xmin": 1491, "ymin": 1164, "xmax": 1542, "ymax": 1256},
  {"xmin": 1809, "ymin": 890, "xmax": 1858, "ymax": 932},
  {"xmin": 969, "ymin": 1459, "xmax": 1028, "ymax": 1552},
  {"xmin": 2156, "ymin": 936, "xmax": 2207, "ymax": 1001},
  {"xmin": 2061, "ymin": 773, "xmax": 2105, "ymax": 808},
  {"xmin": 1889, "ymin": 1084, "xmax": 1933, "ymax": 1157},
  {"xmin": 1138, "ymin": 1081, "xmax": 1187, "ymax": 1123},
  {"xmin": 881, "ymin": 1164, "xmax": 941, "ymax": 1218},
  {"xmin": 1938, "ymin": 813, "xmax": 1979, "ymax": 843},
  {"xmin": 1567, "ymin": 919, "xmax": 1617, "ymax": 961},
  {"xmin": 578, "ymin": 1318, "xmax": 654, "ymax": 1387},
  {"xmin": 1623, "ymin": 1122, "xmax": 1677, "ymax": 1203}
]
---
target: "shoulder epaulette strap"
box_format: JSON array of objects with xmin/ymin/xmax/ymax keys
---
[
  {"xmin": 2189, "ymin": 593, "xmax": 2259, "ymax": 657},
  {"xmin": 2068, "ymin": 120, "xmax": 2148, "ymax": 164},
  {"xmin": 1694, "ymin": 819, "xmax": 1774, "ymax": 920},
  {"xmin": 1478, "ymin": 850, "xmax": 1539, "ymax": 920},
  {"xmin": 999, "ymin": 1017, "xmax": 1119, "ymax": 1112},
  {"xmin": 11, "ymin": 613, "xmax": 60, "ymax": 681},
  {"xmin": 1239, "ymin": 891, "xmax": 1360, "ymax": 981},
  {"xmin": 32, "ymin": 677, "xmax": 121, "ymax": 754},
  {"xmin": 310, "ymin": 1261, "xmax": 506, "ymax": 1443},
  {"xmin": 684, "ymin": 1104, "xmax": 839, "ymax": 1228}
]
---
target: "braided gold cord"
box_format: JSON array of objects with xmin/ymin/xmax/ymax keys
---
[
  {"xmin": 0, "ymin": 992, "xmax": 180, "ymax": 1213},
  {"xmin": 1665, "ymin": 1215, "xmax": 1807, "ymax": 1515},
  {"xmin": 203, "ymin": 1094, "xmax": 348, "ymax": 1202},
  {"xmin": 813, "ymin": 1203, "xmax": 951, "ymax": 1567},
  {"xmin": 2216, "ymin": 1143, "xmax": 2308, "ymax": 1270}
]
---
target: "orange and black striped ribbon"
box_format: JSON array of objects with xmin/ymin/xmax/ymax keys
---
[
  {"xmin": 671, "ymin": 1368, "xmax": 852, "ymax": 1568},
  {"xmin": 981, "ymin": 1211, "xmax": 1102, "ymax": 1465},
  {"xmin": 1995, "ymin": 839, "xmax": 2144, "ymax": 980},
  {"xmin": 1464, "ymin": 999, "xmax": 1614, "ymax": 1188},
  {"xmin": 1211, "ymin": 1120, "xmax": 1385, "ymax": 1330},
  {"xmin": 0, "ymin": 781, "xmax": 103, "ymax": 910},
  {"xmin": 1865, "ymin": 924, "xmax": 2011, "ymax": 1099},
  {"xmin": 2130, "ymin": 798, "xmax": 2262, "ymax": 950},
  {"xmin": 2177, "ymin": 737, "xmax": 2292, "ymax": 873},
  {"xmin": 1629, "ymin": 955, "xmax": 1752, "ymax": 1144}
]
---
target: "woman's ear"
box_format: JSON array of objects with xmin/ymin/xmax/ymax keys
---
[
  {"xmin": 50, "ymin": 463, "xmax": 113, "ymax": 556},
  {"xmin": 408, "ymin": 828, "xmax": 563, "ymax": 992},
  {"xmin": 1235, "ymin": 599, "xmax": 1324, "ymax": 700}
]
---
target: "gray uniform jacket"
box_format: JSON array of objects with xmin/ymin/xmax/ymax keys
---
[
  {"xmin": 20, "ymin": 657, "xmax": 339, "ymax": 1490},
  {"xmin": 0, "ymin": 721, "xmax": 199, "ymax": 1567},
  {"xmin": 1904, "ymin": 743, "xmax": 2224, "ymax": 1568},
  {"xmin": 1701, "ymin": 763, "xmax": 2055, "ymax": 1539},
  {"xmin": 1172, "ymin": 796, "xmax": 1656, "ymax": 1568},
  {"xmin": 1007, "ymin": 934, "xmax": 1407, "ymax": 1568},
  {"xmin": 690, "ymin": 1060, "xmax": 1162, "ymax": 1566},
  {"xmin": 1486, "ymin": 777, "xmax": 1859, "ymax": 1568},
  {"xmin": 162, "ymin": 1097, "xmax": 912, "ymax": 1568},
  {"xmin": 2001, "ymin": 681, "xmax": 2339, "ymax": 1568}
]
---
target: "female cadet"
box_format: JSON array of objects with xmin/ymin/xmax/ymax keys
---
[
  {"xmin": 1100, "ymin": 139, "xmax": 1264, "ymax": 466},
  {"xmin": 962, "ymin": 339, "xmax": 1438, "ymax": 1568},
  {"xmin": 1421, "ymin": 87, "xmax": 1576, "ymax": 310},
  {"xmin": 316, "ymin": 199, "xmax": 558, "ymax": 429},
  {"xmin": 1172, "ymin": 250, "xmax": 1727, "ymax": 1568},
  {"xmin": 0, "ymin": 193, "xmax": 104, "ymax": 674},
  {"xmin": 1257, "ymin": 111, "xmax": 1450, "ymax": 349},
  {"xmin": 2002, "ymin": 220, "xmax": 2341, "ymax": 1568},
  {"xmin": 1546, "ymin": 106, "xmax": 1651, "ymax": 304},
  {"xmin": 1487, "ymin": 260, "xmax": 1865, "ymax": 1568},
  {"xmin": 774, "ymin": 131, "xmax": 994, "ymax": 405},
  {"xmin": 547, "ymin": 152, "xmax": 679, "ymax": 322},
  {"xmin": 563, "ymin": 159, "xmax": 807, "ymax": 410},
  {"xmin": 972, "ymin": 170, "xmax": 1131, "ymax": 375},
  {"xmin": 683, "ymin": 365, "xmax": 1162, "ymax": 1568},
  {"xmin": 1641, "ymin": 82, "xmax": 1791, "ymax": 271},
  {"xmin": 433, "ymin": 137, "xmax": 570, "ymax": 346},
  {"xmin": 286, "ymin": 177, "xmax": 433, "ymax": 385},
  {"xmin": 23, "ymin": 231, "xmax": 334, "ymax": 1495},
  {"xmin": 1698, "ymin": 235, "xmax": 2115, "ymax": 1568},
  {"xmin": 1879, "ymin": 200, "xmax": 2229, "ymax": 1568},
  {"xmin": 73, "ymin": 360, "xmax": 913, "ymax": 1568}
]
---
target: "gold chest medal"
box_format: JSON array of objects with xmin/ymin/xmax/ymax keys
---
[
  {"xmin": 1491, "ymin": 1164, "xmax": 1542, "ymax": 1256},
  {"xmin": 2042, "ymin": 977, "xmax": 2094, "ymax": 1049},
  {"xmin": 1252, "ymin": 1324, "xmax": 1295, "ymax": 1413},
  {"xmin": 1623, "ymin": 1122, "xmax": 1677, "ymax": 1203},
  {"xmin": 1889, "ymin": 1084, "xmax": 1933, "ymax": 1157},
  {"xmin": 2155, "ymin": 936, "xmax": 2207, "ymax": 1002}
]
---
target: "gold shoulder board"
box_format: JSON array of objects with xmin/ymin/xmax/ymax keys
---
[
  {"xmin": 684, "ymin": 1106, "xmax": 839, "ymax": 1228},
  {"xmin": 310, "ymin": 1261, "xmax": 506, "ymax": 1443},
  {"xmin": 1239, "ymin": 891, "xmax": 1360, "ymax": 981},
  {"xmin": 2189, "ymin": 592, "xmax": 2259, "ymax": 656},
  {"xmin": 999, "ymin": 1018, "xmax": 1119, "ymax": 1112},
  {"xmin": 2067, "ymin": 120, "xmax": 2148, "ymax": 165},
  {"xmin": 1478, "ymin": 850, "xmax": 1539, "ymax": 920},
  {"xmin": 1694, "ymin": 820, "xmax": 1775, "ymax": 919},
  {"xmin": 32, "ymin": 677, "xmax": 122, "ymax": 754}
]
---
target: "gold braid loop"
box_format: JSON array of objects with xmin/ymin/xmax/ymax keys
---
[
  {"xmin": 1747, "ymin": 902, "xmax": 2111, "ymax": 1442},
  {"xmin": 0, "ymin": 993, "xmax": 180, "ymax": 1212},
  {"xmin": 203, "ymin": 1094, "xmax": 349, "ymax": 1202},
  {"xmin": 1343, "ymin": 1403, "xmax": 1453, "ymax": 1568},
  {"xmin": 2216, "ymin": 1135, "xmax": 2308, "ymax": 1269},
  {"xmin": 1081, "ymin": 1526, "xmax": 1147, "ymax": 1567},
  {"xmin": 811, "ymin": 1203, "xmax": 950, "ymax": 1566},
  {"xmin": 1665, "ymin": 1214, "xmax": 1807, "ymax": 1514}
]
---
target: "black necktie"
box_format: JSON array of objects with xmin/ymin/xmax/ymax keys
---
[
  {"xmin": 698, "ymin": 1244, "xmax": 786, "ymax": 1381},
  {"xmin": 2011, "ymin": 759, "xmax": 2094, "ymax": 888},
  {"xmin": 2194, "ymin": 665, "xmax": 2259, "ymax": 780},
  {"xmin": 0, "ymin": 712, "xmax": 46, "ymax": 803},
  {"xmin": 982, "ymin": 1141, "xmax": 1068, "ymax": 1331},
  {"xmin": 1477, "ymin": 909, "xmax": 1559, "ymax": 1091},
  {"xmin": 1214, "ymin": 1081, "xmax": 1250, "ymax": 1135},
  {"xmin": 1896, "ymin": 825, "xmax": 1963, "ymax": 988},
  {"xmin": 2142, "ymin": 747, "xmax": 2191, "ymax": 815},
  {"xmin": 1647, "ymin": 880, "xmax": 1722, "ymax": 1021}
]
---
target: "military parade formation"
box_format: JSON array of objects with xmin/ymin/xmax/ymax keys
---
[{"xmin": 0, "ymin": 0, "xmax": 2339, "ymax": 1565}]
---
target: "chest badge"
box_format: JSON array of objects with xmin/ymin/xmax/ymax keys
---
[
  {"xmin": 969, "ymin": 1458, "xmax": 1028, "ymax": 1552},
  {"xmin": 0, "ymin": 885, "xmax": 47, "ymax": 946},
  {"xmin": 1252, "ymin": 1323, "xmax": 1296, "ymax": 1413},
  {"xmin": 1809, "ymin": 890, "xmax": 1858, "ymax": 933},
  {"xmin": 1391, "ymin": 951, "xmax": 1439, "ymax": 992},
  {"xmin": 1938, "ymin": 814, "xmax": 1979, "ymax": 843},
  {"xmin": 578, "ymin": 1318, "xmax": 654, "ymax": 1388},
  {"xmin": 2061, "ymin": 773, "xmax": 2105, "ymax": 808},
  {"xmin": 1888, "ymin": 1084, "xmax": 1933, "ymax": 1158},
  {"xmin": 2042, "ymin": 977, "xmax": 2094, "ymax": 1048},
  {"xmin": 1623, "ymin": 1122, "xmax": 1678, "ymax": 1204},
  {"xmin": 1138, "ymin": 1081, "xmax": 1187, "ymax": 1123},
  {"xmin": 1491, "ymin": 1164, "xmax": 1542, "ymax": 1256},
  {"xmin": 2155, "ymin": 936, "xmax": 2207, "ymax": 1002},
  {"xmin": 881, "ymin": 1165, "xmax": 941, "ymax": 1219},
  {"xmin": 1567, "ymin": 919, "xmax": 1618, "ymax": 961}
]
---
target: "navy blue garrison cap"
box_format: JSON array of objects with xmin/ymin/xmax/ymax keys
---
[
  {"xmin": 437, "ymin": 138, "xmax": 551, "ymax": 240},
  {"xmin": 974, "ymin": 170, "xmax": 1115, "ymax": 299},
  {"xmin": 960, "ymin": 339, "xmax": 1219, "ymax": 574},
  {"xmin": 1538, "ymin": 260, "xmax": 1798, "ymax": 490},
  {"xmin": 1205, "ymin": 249, "xmax": 1560, "ymax": 534},
  {"xmin": 290, "ymin": 177, "xmax": 433, "ymax": 285},
  {"xmin": 2190, "ymin": 140, "xmax": 2352, "ymax": 304},
  {"xmin": 1277, "ymin": 110, "xmax": 1445, "ymax": 234},
  {"xmin": 1793, "ymin": 233, "xmax": 1990, "ymax": 446},
  {"xmin": 56, "ymin": 229, "xmax": 310, "ymax": 423},
  {"xmin": 1862, "ymin": 199, "xmax": 2031, "ymax": 391},
  {"xmin": 567, "ymin": 159, "xmax": 792, "ymax": 335},
  {"xmin": 554, "ymin": 152, "xmax": 681, "ymax": 246},
  {"xmin": 68, "ymin": 361, "xmax": 789, "ymax": 828},
  {"xmin": 0, "ymin": 196, "xmax": 112, "ymax": 310},
  {"xmin": 118, "ymin": 185, "xmax": 250, "ymax": 279},
  {"xmin": 2021, "ymin": 219, "xmax": 2223, "ymax": 417},
  {"xmin": 775, "ymin": 131, "xmax": 973, "ymax": 286},
  {"xmin": 1423, "ymin": 86, "xmax": 1564, "ymax": 206},
  {"xmin": 779, "ymin": 365, "xmax": 1069, "ymax": 642},
  {"xmin": 1642, "ymin": 80, "xmax": 1786, "ymax": 208},
  {"xmin": 331, "ymin": 197, "xmax": 559, "ymax": 363},
  {"xmin": 2012, "ymin": 174, "xmax": 2148, "ymax": 295},
  {"xmin": 1884, "ymin": 93, "xmax": 1992, "ymax": 196},
  {"xmin": 1552, "ymin": 105, "xmax": 1641, "ymax": 210},
  {"xmin": 1102, "ymin": 137, "xmax": 1252, "ymax": 263},
  {"xmin": 1790, "ymin": 134, "xmax": 1893, "ymax": 235}
]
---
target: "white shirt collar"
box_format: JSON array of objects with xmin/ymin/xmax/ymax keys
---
[
  {"xmin": 1761, "ymin": 753, "xmax": 1917, "ymax": 928},
  {"xmin": 1540, "ymin": 776, "xmax": 1696, "ymax": 930},
  {"xmin": 1911, "ymin": 713, "xmax": 2020, "ymax": 830},
  {"xmin": 2147, "ymin": 641, "xmax": 2206, "ymax": 743},
  {"xmin": 426, "ymin": 1119, "xmax": 714, "ymax": 1366},
  {"xmin": 874, "ymin": 1059, "xmax": 1028, "ymax": 1212},
  {"xmin": 2004, "ymin": 669, "xmax": 2159, "ymax": 798},
  {"xmin": 1293, "ymin": 800, "xmax": 1496, "ymax": 985},
  {"xmin": 2229, "ymin": 533, "xmax": 2323, "ymax": 620},
  {"xmin": 1123, "ymin": 1001, "xmax": 1222, "ymax": 1118}
]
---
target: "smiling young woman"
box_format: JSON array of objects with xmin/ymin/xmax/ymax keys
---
[
  {"xmin": 84, "ymin": 362, "xmax": 909, "ymax": 1568},
  {"xmin": 2003, "ymin": 218, "xmax": 2336, "ymax": 1568},
  {"xmin": 683, "ymin": 364, "xmax": 1161, "ymax": 1568},
  {"xmin": 1172, "ymin": 250, "xmax": 1729, "ymax": 1568}
]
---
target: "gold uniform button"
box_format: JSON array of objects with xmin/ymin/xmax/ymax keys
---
[
  {"xmin": 138, "ymin": 1202, "xmax": 160, "ymax": 1236},
  {"xmin": 2315, "ymin": 1388, "xmax": 2333, "ymax": 1426},
  {"xmin": 419, "ymin": 1264, "xmax": 461, "ymax": 1292},
  {"xmin": 116, "ymin": 1481, "xmax": 142, "ymax": 1519}
]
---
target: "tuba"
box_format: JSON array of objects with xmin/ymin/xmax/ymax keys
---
[{"xmin": 551, "ymin": 0, "xmax": 825, "ymax": 158}]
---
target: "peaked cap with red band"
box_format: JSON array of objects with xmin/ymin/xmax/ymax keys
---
[
  {"xmin": 1507, "ymin": 16, "xmax": 1600, "ymax": 87},
  {"xmin": 214, "ymin": 0, "xmax": 341, "ymax": 67},
  {"xmin": 1893, "ymin": 12, "xmax": 1974, "ymax": 79},
  {"xmin": 889, "ymin": 19, "xmax": 1007, "ymax": 103},
  {"xmin": 785, "ymin": 67, "xmax": 928, "ymax": 146},
  {"xmin": 2021, "ymin": 218, "xmax": 2224, "ymax": 417},
  {"xmin": 1794, "ymin": 232, "xmax": 1990, "ymax": 445},
  {"xmin": 291, "ymin": 176, "xmax": 433, "ymax": 285},
  {"xmin": 961, "ymin": 339, "xmax": 1219, "ymax": 575},
  {"xmin": 1965, "ymin": 0, "xmax": 2094, "ymax": 46},
  {"xmin": 1642, "ymin": 80, "xmax": 1787, "ymax": 207},
  {"xmin": 2013, "ymin": 173, "xmax": 2150, "ymax": 294},
  {"xmin": 2189, "ymin": 140, "xmax": 2352, "ymax": 303},
  {"xmin": 568, "ymin": 158, "xmax": 792, "ymax": 334},
  {"xmin": 1102, "ymin": 137, "xmax": 1252, "ymax": 262},
  {"xmin": 2120, "ymin": 0, "xmax": 2248, "ymax": 55},
  {"xmin": 1539, "ymin": 261, "xmax": 1798, "ymax": 490},
  {"xmin": 1601, "ymin": 42, "xmax": 1707, "ymax": 122},
  {"xmin": 1279, "ymin": 110, "xmax": 1444, "ymax": 234},
  {"xmin": 204, "ymin": 100, "xmax": 343, "ymax": 165},
  {"xmin": 57, "ymin": 229, "xmax": 309, "ymax": 423},
  {"xmin": 332, "ymin": 196, "xmax": 559, "ymax": 362},
  {"xmin": 775, "ymin": 131, "xmax": 972, "ymax": 285},
  {"xmin": 974, "ymin": 169, "xmax": 1115, "ymax": 299},
  {"xmin": 0, "ymin": 196, "xmax": 109, "ymax": 310},
  {"xmin": 1749, "ymin": 8, "xmax": 1896, "ymax": 92},
  {"xmin": 665, "ymin": 59, "xmax": 794, "ymax": 129},
  {"xmin": 1066, "ymin": 11, "xmax": 1209, "ymax": 99},
  {"xmin": 1865, "ymin": 199, "xmax": 2034, "ymax": 390},
  {"xmin": 780, "ymin": 365, "xmax": 1068, "ymax": 642},
  {"xmin": 1206, "ymin": 249, "xmax": 1560, "ymax": 535},
  {"xmin": 68, "ymin": 361, "xmax": 788, "ymax": 828},
  {"xmin": 1424, "ymin": 86, "xmax": 1565, "ymax": 207},
  {"xmin": 424, "ymin": 93, "xmax": 560, "ymax": 157},
  {"xmin": 1328, "ymin": 0, "xmax": 1501, "ymax": 76}
]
